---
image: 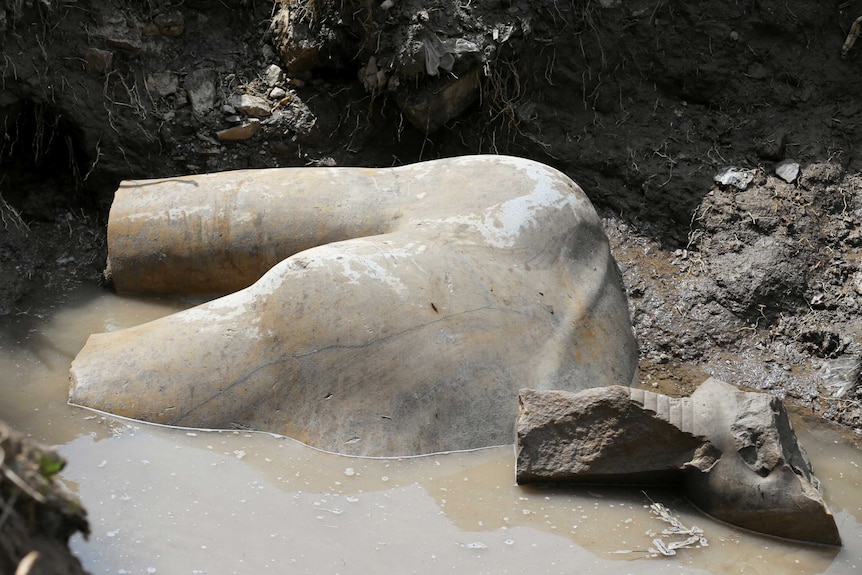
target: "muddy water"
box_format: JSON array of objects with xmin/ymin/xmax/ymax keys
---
[{"xmin": 0, "ymin": 285, "xmax": 860, "ymax": 575}]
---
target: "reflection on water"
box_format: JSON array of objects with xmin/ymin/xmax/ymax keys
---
[{"xmin": 0, "ymin": 285, "xmax": 859, "ymax": 574}]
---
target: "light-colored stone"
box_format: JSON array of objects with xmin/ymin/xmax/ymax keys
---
[
  {"xmin": 714, "ymin": 166, "xmax": 755, "ymax": 190},
  {"xmin": 515, "ymin": 387, "xmax": 719, "ymax": 484},
  {"xmin": 215, "ymin": 119, "xmax": 261, "ymax": 142},
  {"xmin": 145, "ymin": 71, "xmax": 178, "ymax": 97},
  {"xmin": 775, "ymin": 158, "xmax": 800, "ymax": 183},
  {"xmin": 264, "ymin": 64, "xmax": 284, "ymax": 87},
  {"xmin": 183, "ymin": 69, "xmax": 218, "ymax": 114},
  {"xmin": 228, "ymin": 94, "xmax": 271, "ymax": 117},
  {"xmin": 515, "ymin": 379, "xmax": 841, "ymax": 546},
  {"xmin": 70, "ymin": 156, "xmax": 638, "ymax": 458}
]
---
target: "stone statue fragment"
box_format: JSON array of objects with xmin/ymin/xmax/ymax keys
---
[
  {"xmin": 70, "ymin": 156, "xmax": 638, "ymax": 457},
  {"xmin": 515, "ymin": 378, "xmax": 841, "ymax": 546}
]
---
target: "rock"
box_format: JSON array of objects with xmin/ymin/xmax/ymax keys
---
[
  {"xmin": 154, "ymin": 10, "xmax": 184, "ymax": 36},
  {"xmin": 269, "ymin": 86, "xmax": 287, "ymax": 99},
  {"xmin": 395, "ymin": 68, "xmax": 481, "ymax": 133},
  {"xmin": 755, "ymin": 129, "xmax": 787, "ymax": 161},
  {"xmin": 287, "ymin": 77, "xmax": 306, "ymax": 88},
  {"xmin": 775, "ymin": 158, "xmax": 800, "ymax": 183},
  {"xmin": 183, "ymin": 68, "xmax": 218, "ymax": 114},
  {"xmin": 145, "ymin": 71, "xmax": 178, "ymax": 97},
  {"xmin": 228, "ymin": 93, "xmax": 271, "ymax": 117},
  {"xmin": 686, "ymin": 379, "xmax": 841, "ymax": 545},
  {"xmin": 270, "ymin": 5, "xmax": 339, "ymax": 75},
  {"xmin": 216, "ymin": 119, "xmax": 261, "ymax": 142},
  {"xmin": 515, "ymin": 387, "xmax": 720, "ymax": 485},
  {"xmin": 83, "ymin": 47, "xmax": 113, "ymax": 75},
  {"xmin": 70, "ymin": 156, "xmax": 638, "ymax": 457},
  {"xmin": 96, "ymin": 12, "xmax": 143, "ymax": 52},
  {"xmin": 515, "ymin": 379, "xmax": 842, "ymax": 546},
  {"xmin": 141, "ymin": 21, "xmax": 160, "ymax": 36},
  {"xmin": 713, "ymin": 166, "xmax": 755, "ymax": 190},
  {"xmin": 264, "ymin": 64, "xmax": 284, "ymax": 87},
  {"xmin": 710, "ymin": 236, "xmax": 807, "ymax": 315},
  {"xmin": 267, "ymin": 95, "xmax": 317, "ymax": 140}
]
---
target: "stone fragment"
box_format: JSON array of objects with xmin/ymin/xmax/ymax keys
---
[
  {"xmin": 755, "ymin": 129, "xmax": 787, "ymax": 161},
  {"xmin": 228, "ymin": 94, "xmax": 271, "ymax": 117},
  {"xmin": 97, "ymin": 12, "xmax": 143, "ymax": 52},
  {"xmin": 264, "ymin": 64, "xmax": 284, "ymax": 87},
  {"xmin": 710, "ymin": 236, "xmax": 806, "ymax": 315},
  {"xmin": 216, "ymin": 119, "xmax": 261, "ymax": 142},
  {"xmin": 775, "ymin": 158, "xmax": 800, "ymax": 183},
  {"xmin": 270, "ymin": 5, "xmax": 339, "ymax": 74},
  {"xmin": 515, "ymin": 387, "xmax": 718, "ymax": 485},
  {"xmin": 141, "ymin": 22, "xmax": 160, "ymax": 36},
  {"xmin": 154, "ymin": 10, "xmax": 184, "ymax": 36},
  {"xmin": 83, "ymin": 48, "xmax": 113, "ymax": 74},
  {"xmin": 145, "ymin": 71, "xmax": 178, "ymax": 97},
  {"xmin": 70, "ymin": 156, "xmax": 638, "ymax": 458},
  {"xmin": 269, "ymin": 87, "xmax": 287, "ymax": 99},
  {"xmin": 713, "ymin": 166, "xmax": 755, "ymax": 190},
  {"xmin": 395, "ymin": 68, "xmax": 480, "ymax": 133},
  {"xmin": 515, "ymin": 379, "xmax": 842, "ymax": 546},
  {"xmin": 183, "ymin": 69, "xmax": 218, "ymax": 114}
]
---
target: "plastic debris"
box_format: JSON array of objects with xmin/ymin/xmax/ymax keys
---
[{"xmin": 647, "ymin": 500, "xmax": 708, "ymax": 557}]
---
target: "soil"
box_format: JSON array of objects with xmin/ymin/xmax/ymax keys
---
[
  {"xmin": 0, "ymin": 422, "xmax": 90, "ymax": 575},
  {"xmin": 2, "ymin": 0, "xmax": 862, "ymax": 567}
]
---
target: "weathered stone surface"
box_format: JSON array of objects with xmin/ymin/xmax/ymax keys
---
[
  {"xmin": 270, "ymin": 5, "xmax": 345, "ymax": 75},
  {"xmin": 83, "ymin": 47, "xmax": 113, "ymax": 75},
  {"xmin": 183, "ymin": 68, "xmax": 217, "ymax": 114},
  {"xmin": 264, "ymin": 64, "xmax": 284, "ymax": 87},
  {"xmin": 684, "ymin": 378, "xmax": 840, "ymax": 546},
  {"xmin": 228, "ymin": 94, "xmax": 271, "ymax": 117},
  {"xmin": 755, "ymin": 129, "xmax": 787, "ymax": 161},
  {"xmin": 515, "ymin": 378, "xmax": 841, "ymax": 546},
  {"xmin": 515, "ymin": 387, "xmax": 719, "ymax": 485},
  {"xmin": 395, "ymin": 68, "xmax": 481, "ymax": 133},
  {"xmin": 216, "ymin": 119, "xmax": 261, "ymax": 142},
  {"xmin": 70, "ymin": 156, "xmax": 638, "ymax": 457},
  {"xmin": 145, "ymin": 71, "xmax": 178, "ymax": 97},
  {"xmin": 775, "ymin": 158, "xmax": 800, "ymax": 183},
  {"xmin": 153, "ymin": 10, "xmax": 184, "ymax": 37}
]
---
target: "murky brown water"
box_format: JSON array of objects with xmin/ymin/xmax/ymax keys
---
[{"xmin": 0, "ymin": 285, "xmax": 860, "ymax": 574}]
